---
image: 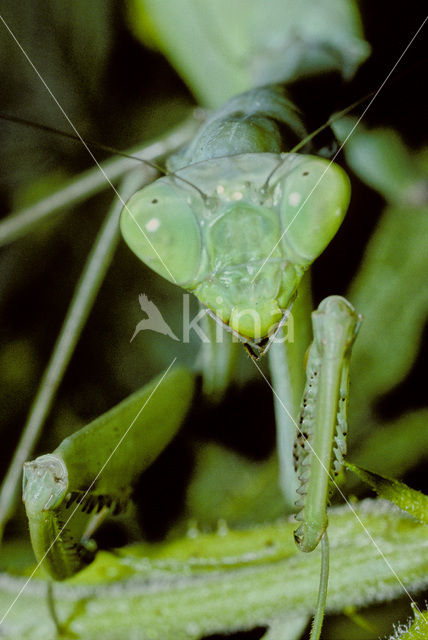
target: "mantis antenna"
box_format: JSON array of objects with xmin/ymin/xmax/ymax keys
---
[{"xmin": 0, "ymin": 112, "xmax": 209, "ymax": 201}]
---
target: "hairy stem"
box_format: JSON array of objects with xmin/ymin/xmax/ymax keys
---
[{"xmin": 1, "ymin": 501, "xmax": 427, "ymax": 638}]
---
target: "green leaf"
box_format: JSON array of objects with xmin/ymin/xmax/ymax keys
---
[
  {"xmin": 129, "ymin": 0, "xmax": 370, "ymax": 106},
  {"xmin": 332, "ymin": 118, "xmax": 427, "ymax": 204},
  {"xmin": 345, "ymin": 462, "xmax": 428, "ymax": 524},
  {"xmin": 184, "ymin": 443, "xmax": 285, "ymax": 528},
  {"xmin": 350, "ymin": 410, "xmax": 428, "ymax": 479},
  {"xmin": 349, "ymin": 204, "xmax": 428, "ymax": 417}
]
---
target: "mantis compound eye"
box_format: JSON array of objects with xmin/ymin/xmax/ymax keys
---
[
  {"xmin": 120, "ymin": 180, "xmax": 202, "ymax": 286},
  {"xmin": 277, "ymin": 156, "xmax": 351, "ymax": 265}
]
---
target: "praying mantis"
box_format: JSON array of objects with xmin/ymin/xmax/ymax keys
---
[
  {"xmin": 17, "ymin": 84, "xmax": 363, "ymax": 640},
  {"xmin": 118, "ymin": 85, "xmax": 361, "ymax": 640}
]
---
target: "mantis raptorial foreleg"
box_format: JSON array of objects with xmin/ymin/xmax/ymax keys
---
[
  {"xmin": 293, "ymin": 295, "xmax": 361, "ymax": 640},
  {"xmin": 22, "ymin": 366, "xmax": 194, "ymax": 580}
]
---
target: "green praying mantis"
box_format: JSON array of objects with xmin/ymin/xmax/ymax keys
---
[{"xmin": 19, "ymin": 85, "xmax": 364, "ymax": 640}]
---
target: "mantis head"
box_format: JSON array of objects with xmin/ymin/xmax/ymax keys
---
[{"xmin": 121, "ymin": 153, "xmax": 350, "ymax": 343}]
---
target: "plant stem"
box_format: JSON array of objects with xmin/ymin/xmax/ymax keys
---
[
  {"xmin": 1, "ymin": 502, "xmax": 427, "ymax": 638},
  {"xmin": 0, "ymin": 116, "xmax": 199, "ymax": 247},
  {"xmin": 0, "ymin": 171, "xmax": 145, "ymax": 540},
  {"xmin": 309, "ymin": 532, "xmax": 330, "ymax": 640}
]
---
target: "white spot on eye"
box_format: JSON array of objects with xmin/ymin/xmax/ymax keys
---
[
  {"xmin": 217, "ymin": 185, "xmax": 224, "ymax": 194},
  {"xmin": 335, "ymin": 207, "xmax": 342, "ymax": 217},
  {"xmin": 288, "ymin": 192, "xmax": 301, "ymax": 206},
  {"xmin": 232, "ymin": 191, "xmax": 243, "ymax": 200},
  {"xmin": 145, "ymin": 218, "xmax": 161, "ymax": 232}
]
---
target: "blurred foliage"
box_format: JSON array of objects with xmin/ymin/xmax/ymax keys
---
[
  {"xmin": 0, "ymin": 1, "xmax": 427, "ymax": 639},
  {"xmin": 182, "ymin": 444, "xmax": 285, "ymax": 529},
  {"xmin": 332, "ymin": 120, "xmax": 428, "ymax": 477},
  {"xmin": 130, "ymin": 0, "xmax": 370, "ymax": 106}
]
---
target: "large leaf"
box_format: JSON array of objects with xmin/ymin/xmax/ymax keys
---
[
  {"xmin": 349, "ymin": 203, "xmax": 428, "ymax": 417},
  {"xmin": 350, "ymin": 410, "xmax": 428, "ymax": 480},
  {"xmin": 129, "ymin": 0, "xmax": 370, "ymax": 106}
]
